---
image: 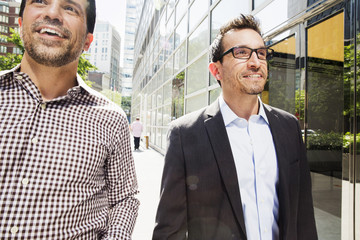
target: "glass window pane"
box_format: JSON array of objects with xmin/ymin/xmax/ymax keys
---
[
  {"xmin": 211, "ymin": 0, "xmax": 250, "ymax": 42},
  {"xmin": 185, "ymin": 92, "xmax": 207, "ymax": 114},
  {"xmin": 174, "ymin": 42, "xmax": 186, "ymax": 73},
  {"xmin": 156, "ymin": 88, "xmax": 163, "ymax": 107},
  {"xmin": 176, "ymin": 0, "xmax": 188, "ymax": 24},
  {"xmin": 306, "ymin": 13, "xmax": 343, "ymax": 240},
  {"xmin": 209, "ymin": 87, "xmax": 221, "ymax": 104},
  {"xmin": 157, "ymin": 107, "xmax": 163, "ymax": 126},
  {"xmin": 162, "ymin": 127, "xmax": 168, "ymax": 149},
  {"xmin": 175, "ymin": 13, "xmax": 187, "ymax": 49},
  {"xmin": 189, "ymin": 0, "xmax": 208, "ymax": 32},
  {"xmin": 266, "ymin": 36, "xmax": 296, "ymax": 115},
  {"xmin": 172, "ymin": 71, "xmax": 185, "ymax": 120},
  {"xmin": 156, "ymin": 127, "xmax": 162, "ymax": 147},
  {"xmin": 188, "ymin": 17, "xmax": 208, "ymax": 62},
  {"xmin": 254, "ymin": 0, "xmax": 267, "ymax": 9},
  {"xmin": 186, "ymin": 54, "xmax": 208, "ymax": 94},
  {"xmin": 167, "ymin": 0, "xmax": 176, "ymax": 20},
  {"xmin": 163, "ymin": 104, "xmax": 172, "ymax": 126},
  {"xmin": 163, "ymin": 81, "xmax": 172, "ymax": 105},
  {"xmin": 165, "ymin": 55, "xmax": 174, "ymax": 81}
]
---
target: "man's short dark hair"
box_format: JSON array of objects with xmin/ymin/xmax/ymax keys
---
[
  {"xmin": 19, "ymin": 0, "xmax": 96, "ymax": 34},
  {"xmin": 209, "ymin": 14, "xmax": 262, "ymax": 64}
]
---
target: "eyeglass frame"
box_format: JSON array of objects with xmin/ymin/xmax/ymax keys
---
[{"xmin": 218, "ymin": 46, "xmax": 274, "ymax": 61}]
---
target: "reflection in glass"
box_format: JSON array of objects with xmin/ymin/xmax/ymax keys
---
[
  {"xmin": 266, "ymin": 36, "xmax": 296, "ymax": 115},
  {"xmin": 185, "ymin": 92, "xmax": 208, "ymax": 114},
  {"xmin": 306, "ymin": 13, "xmax": 343, "ymax": 239},
  {"xmin": 175, "ymin": 14, "xmax": 187, "ymax": 49},
  {"xmin": 163, "ymin": 81, "xmax": 172, "ymax": 105},
  {"xmin": 162, "ymin": 127, "xmax": 168, "ymax": 149},
  {"xmin": 157, "ymin": 107, "xmax": 163, "ymax": 126},
  {"xmin": 354, "ymin": 2, "xmax": 360, "ymax": 237},
  {"xmin": 163, "ymin": 104, "xmax": 172, "ymax": 126},
  {"xmin": 253, "ymin": 0, "xmax": 267, "ymax": 9},
  {"xmin": 210, "ymin": 0, "xmax": 250, "ymax": 42},
  {"xmin": 172, "ymin": 71, "xmax": 185, "ymax": 120},
  {"xmin": 186, "ymin": 54, "xmax": 208, "ymax": 94},
  {"xmin": 174, "ymin": 42, "xmax": 186, "ymax": 73},
  {"xmin": 189, "ymin": 0, "xmax": 208, "ymax": 33},
  {"xmin": 209, "ymin": 87, "xmax": 221, "ymax": 104},
  {"xmin": 176, "ymin": 0, "xmax": 188, "ymax": 24},
  {"xmin": 165, "ymin": 56, "xmax": 173, "ymax": 82},
  {"xmin": 188, "ymin": 17, "xmax": 208, "ymax": 62}
]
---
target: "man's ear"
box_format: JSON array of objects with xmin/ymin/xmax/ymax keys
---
[
  {"xmin": 209, "ymin": 62, "xmax": 222, "ymax": 80},
  {"xmin": 83, "ymin": 33, "xmax": 93, "ymax": 51},
  {"xmin": 18, "ymin": 18, "xmax": 23, "ymax": 38}
]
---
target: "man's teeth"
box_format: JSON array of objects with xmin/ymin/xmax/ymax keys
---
[
  {"xmin": 247, "ymin": 74, "xmax": 261, "ymax": 78},
  {"xmin": 40, "ymin": 28, "xmax": 63, "ymax": 37}
]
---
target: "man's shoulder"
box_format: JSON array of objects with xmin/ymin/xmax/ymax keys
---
[
  {"xmin": 77, "ymin": 76, "xmax": 127, "ymax": 118},
  {"xmin": 171, "ymin": 105, "xmax": 211, "ymax": 129},
  {"xmin": 0, "ymin": 65, "xmax": 19, "ymax": 79},
  {"xmin": 264, "ymin": 104, "xmax": 298, "ymax": 121}
]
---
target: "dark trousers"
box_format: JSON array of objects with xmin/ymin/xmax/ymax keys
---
[{"xmin": 134, "ymin": 137, "xmax": 140, "ymax": 149}]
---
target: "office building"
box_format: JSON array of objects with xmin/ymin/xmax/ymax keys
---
[
  {"xmin": 87, "ymin": 20, "xmax": 121, "ymax": 92},
  {"xmin": 131, "ymin": 0, "xmax": 360, "ymax": 238},
  {"xmin": 0, "ymin": 0, "xmax": 20, "ymax": 56},
  {"xmin": 122, "ymin": 0, "xmax": 143, "ymax": 97}
]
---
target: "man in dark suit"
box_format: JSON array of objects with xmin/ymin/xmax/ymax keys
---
[{"xmin": 152, "ymin": 14, "xmax": 317, "ymax": 240}]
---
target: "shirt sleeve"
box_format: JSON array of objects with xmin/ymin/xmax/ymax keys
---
[{"xmin": 103, "ymin": 115, "xmax": 140, "ymax": 239}]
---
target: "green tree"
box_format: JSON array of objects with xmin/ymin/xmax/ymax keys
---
[
  {"xmin": 100, "ymin": 89, "xmax": 122, "ymax": 106},
  {"xmin": 1, "ymin": 28, "xmax": 97, "ymax": 87},
  {"xmin": 121, "ymin": 96, "xmax": 132, "ymax": 117}
]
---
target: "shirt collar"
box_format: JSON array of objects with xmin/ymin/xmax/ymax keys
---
[
  {"xmin": 219, "ymin": 93, "xmax": 269, "ymax": 126},
  {"xmin": 8, "ymin": 64, "xmax": 90, "ymax": 100}
]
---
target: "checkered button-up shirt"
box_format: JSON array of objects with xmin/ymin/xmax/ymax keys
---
[{"xmin": 0, "ymin": 66, "xmax": 139, "ymax": 239}]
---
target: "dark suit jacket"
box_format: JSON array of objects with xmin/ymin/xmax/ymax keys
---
[{"xmin": 152, "ymin": 100, "xmax": 318, "ymax": 240}]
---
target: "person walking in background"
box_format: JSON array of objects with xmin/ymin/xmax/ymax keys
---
[
  {"xmin": 0, "ymin": 0, "xmax": 139, "ymax": 239},
  {"xmin": 131, "ymin": 117, "xmax": 143, "ymax": 151},
  {"xmin": 152, "ymin": 14, "xmax": 317, "ymax": 240}
]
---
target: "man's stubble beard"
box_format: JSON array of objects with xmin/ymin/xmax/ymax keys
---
[{"xmin": 22, "ymin": 22, "xmax": 86, "ymax": 68}]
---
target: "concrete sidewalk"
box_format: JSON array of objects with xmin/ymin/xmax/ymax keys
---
[{"xmin": 132, "ymin": 143, "xmax": 164, "ymax": 240}]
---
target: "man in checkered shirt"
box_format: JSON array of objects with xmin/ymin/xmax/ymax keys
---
[{"xmin": 0, "ymin": 0, "xmax": 139, "ymax": 239}]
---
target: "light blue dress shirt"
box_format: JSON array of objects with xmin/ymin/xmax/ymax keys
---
[{"xmin": 219, "ymin": 95, "xmax": 279, "ymax": 240}]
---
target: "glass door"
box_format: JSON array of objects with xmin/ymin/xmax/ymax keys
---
[{"xmin": 306, "ymin": 12, "xmax": 344, "ymax": 240}]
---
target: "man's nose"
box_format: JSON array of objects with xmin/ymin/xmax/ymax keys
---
[
  {"xmin": 247, "ymin": 51, "xmax": 261, "ymax": 68},
  {"xmin": 43, "ymin": 3, "xmax": 63, "ymax": 23}
]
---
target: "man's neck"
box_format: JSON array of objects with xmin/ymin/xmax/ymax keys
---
[
  {"xmin": 20, "ymin": 53, "xmax": 79, "ymax": 101},
  {"xmin": 223, "ymin": 94, "xmax": 259, "ymax": 121}
]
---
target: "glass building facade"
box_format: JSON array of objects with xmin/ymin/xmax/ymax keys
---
[{"xmin": 131, "ymin": 0, "xmax": 360, "ymax": 238}]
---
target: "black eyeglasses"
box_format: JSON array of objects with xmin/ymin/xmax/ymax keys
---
[{"xmin": 219, "ymin": 46, "xmax": 274, "ymax": 61}]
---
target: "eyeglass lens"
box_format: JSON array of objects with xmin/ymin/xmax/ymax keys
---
[{"xmin": 233, "ymin": 47, "xmax": 268, "ymax": 60}]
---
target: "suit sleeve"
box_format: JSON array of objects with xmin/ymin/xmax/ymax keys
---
[
  {"xmin": 152, "ymin": 124, "xmax": 188, "ymax": 240},
  {"xmin": 296, "ymin": 120, "xmax": 318, "ymax": 239}
]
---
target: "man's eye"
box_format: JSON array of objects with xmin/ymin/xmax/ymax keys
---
[
  {"xmin": 65, "ymin": 6, "xmax": 78, "ymax": 14},
  {"xmin": 235, "ymin": 48, "xmax": 248, "ymax": 56},
  {"xmin": 258, "ymin": 49, "xmax": 267, "ymax": 56},
  {"xmin": 32, "ymin": 0, "xmax": 45, "ymax": 4}
]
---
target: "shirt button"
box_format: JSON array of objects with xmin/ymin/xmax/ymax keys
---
[
  {"xmin": 16, "ymin": 75, "xmax": 23, "ymax": 80},
  {"xmin": 31, "ymin": 137, "xmax": 39, "ymax": 144},
  {"xmin": 10, "ymin": 226, "xmax": 19, "ymax": 234},
  {"xmin": 41, "ymin": 103, "xmax": 46, "ymax": 110},
  {"xmin": 21, "ymin": 178, "xmax": 30, "ymax": 185}
]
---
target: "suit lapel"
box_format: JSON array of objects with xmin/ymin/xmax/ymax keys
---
[
  {"xmin": 264, "ymin": 105, "xmax": 290, "ymax": 238},
  {"xmin": 203, "ymin": 101, "xmax": 247, "ymax": 238}
]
